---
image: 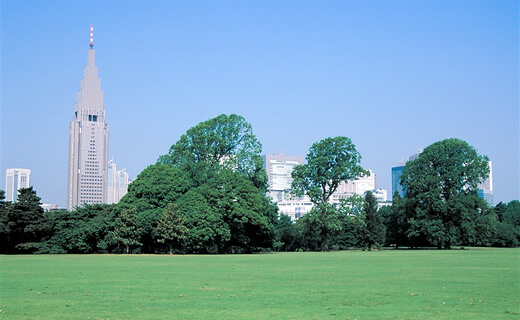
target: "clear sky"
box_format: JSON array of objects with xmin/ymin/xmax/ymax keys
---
[{"xmin": 1, "ymin": 1, "xmax": 518, "ymax": 207}]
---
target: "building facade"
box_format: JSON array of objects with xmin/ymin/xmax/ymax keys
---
[
  {"xmin": 478, "ymin": 161, "xmax": 493, "ymax": 206},
  {"xmin": 67, "ymin": 26, "xmax": 109, "ymax": 210},
  {"xmin": 391, "ymin": 149, "xmax": 423, "ymax": 199},
  {"xmin": 262, "ymin": 154, "xmax": 303, "ymax": 202},
  {"xmin": 106, "ymin": 159, "xmax": 130, "ymax": 204},
  {"xmin": 5, "ymin": 168, "xmax": 31, "ymax": 202}
]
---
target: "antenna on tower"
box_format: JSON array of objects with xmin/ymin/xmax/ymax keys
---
[{"xmin": 90, "ymin": 25, "xmax": 94, "ymax": 48}]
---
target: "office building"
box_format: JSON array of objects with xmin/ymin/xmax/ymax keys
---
[
  {"xmin": 5, "ymin": 168, "xmax": 31, "ymax": 202},
  {"xmin": 391, "ymin": 149, "xmax": 422, "ymax": 198},
  {"xmin": 262, "ymin": 153, "xmax": 303, "ymax": 202},
  {"xmin": 107, "ymin": 159, "xmax": 130, "ymax": 204},
  {"xmin": 478, "ymin": 161, "xmax": 493, "ymax": 206},
  {"xmin": 67, "ymin": 26, "xmax": 109, "ymax": 210}
]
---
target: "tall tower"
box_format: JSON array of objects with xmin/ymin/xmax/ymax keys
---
[{"xmin": 67, "ymin": 26, "xmax": 109, "ymax": 210}]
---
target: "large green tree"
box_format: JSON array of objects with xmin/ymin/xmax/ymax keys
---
[
  {"xmin": 400, "ymin": 138, "xmax": 490, "ymax": 249},
  {"xmin": 40, "ymin": 204, "xmax": 116, "ymax": 254},
  {"xmin": 156, "ymin": 204, "xmax": 188, "ymax": 254},
  {"xmin": 4, "ymin": 187, "xmax": 47, "ymax": 253},
  {"xmin": 197, "ymin": 169, "xmax": 277, "ymax": 253},
  {"xmin": 113, "ymin": 207, "xmax": 142, "ymax": 253},
  {"xmin": 158, "ymin": 114, "xmax": 267, "ymax": 190},
  {"xmin": 361, "ymin": 191, "xmax": 386, "ymax": 251},
  {"xmin": 176, "ymin": 189, "xmax": 230, "ymax": 254},
  {"xmin": 118, "ymin": 164, "xmax": 190, "ymax": 253},
  {"xmin": 291, "ymin": 136, "xmax": 367, "ymax": 251},
  {"xmin": 0, "ymin": 190, "xmax": 8, "ymax": 253}
]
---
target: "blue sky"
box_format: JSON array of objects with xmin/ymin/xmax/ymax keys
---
[{"xmin": 1, "ymin": 1, "xmax": 518, "ymax": 206}]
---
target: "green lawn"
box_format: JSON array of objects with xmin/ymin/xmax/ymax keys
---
[{"xmin": 1, "ymin": 248, "xmax": 519, "ymax": 319}]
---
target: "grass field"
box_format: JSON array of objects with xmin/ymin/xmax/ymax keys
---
[{"xmin": 1, "ymin": 248, "xmax": 518, "ymax": 319}]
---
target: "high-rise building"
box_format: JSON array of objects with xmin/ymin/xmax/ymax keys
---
[
  {"xmin": 107, "ymin": 159, "xmax": 130, "ymax": 204},
  {"xmin": 391, "ymin": 149, "xmax": 422, "ymax": 199},
  {"xmin": 478, "ymin": 161, "xmax": 493, "ymax": 206},
  {"xmin": 262, "ymin": 153, "xmax": 303, "ymax": 202},
  {"xmin": 391, "ymin": 164, "xmax": 405, "ymax": 198},
  {"xmin": 67, "ymin": 26, "xmax": 109, "ymax": 210},
  {"xmin": 5, "ymin": 168, "xmax": 31, "ymax": 202}
]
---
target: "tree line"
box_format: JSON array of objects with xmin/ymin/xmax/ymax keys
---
[{"xmin": 1, "ymin": 115, "xmax": 519, "ymax": 254}]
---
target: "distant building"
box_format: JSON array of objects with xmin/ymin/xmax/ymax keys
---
[
  {"xmin": 371, "ymin": 188, "xmax": 388, "ymax": 202},
  {"xmin": 391, "ymin": 149, "xmax": 423, "ymax": 198},
  {"xmin": 262, "ymin": 153, "xmax": 303, "ymax": 202},
  {"xmin": 332, "ymin": 170, "xmax": 388, "ymax": 204},
  {"xmin": 106, "ymin": 159, "xmax": 130, "ymax": 204},
  {"xmin": 5, "ymin": 168, "xmax": 31, "ymax": 202},
  {"xmin": 41, "ymin": 204, "xmax": 63, "ymax": 212},
  {"xmin": 391, "ymin": 164, "xmax": 405, "ymax": 198},
  {"xmin": 332, "ymin": 169, "xmax": 376, "ymax": 203},
  {"xmin": 68, "ymin": 26, "xmax": 109, "ymax": 210},
  {"xmin": 478, "ymin": 161, "xmax": 493, "ymax": 206},
  {"xmin": 277, "ymin": 197, "xmax": 314, "ymax": 221}
]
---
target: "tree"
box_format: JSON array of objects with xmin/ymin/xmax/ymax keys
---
[
  {"xmin": 494, "ymin": 202, "xmax": 508, "ymax": 223},
  {"xmin": 274, "ymin": 214, "xmax": 298, "ymax": 252},
  {"xmin": 176, "ymin": 189, "xmax": 230, "ymax": 254},
  {"xmin": 113, "ymin": 207, "xmax": 142, "ymax": 253},
  {"xmin": 334, "ymin": 194, "xmax": 366, "ymax": 249},
  {"xmin": 117, "ymin": 164, "xmax": 190, "ymax": 253},
  {"xmin": 40, "ymin": 204, "xmax": 116, "ymax": 254},
  {"xmin": 291, "ymin": 136, "xmax": 368, "ymax": 251},
  {"xmin": 400, "ymin": 138, "xmax": 489, "ymax": 249},
  {"xmin": 197, "ymin": 169, "xmax": 277, "ymax": 253},
  {"xmin": 156, "ymin": 204, "xmax": 188, "ymax": 254},
  {"xmin": 384, "ymin": 192, "xmax": 409, "ymax": 248},
  {"xmin": 4, "ymin": 187, "xmax": 47, "ymax": 253},
  {"xmin": 0, "ymin": 190, "xmax": 8, "ymax": 253},
  {"xmin": 361, "ymin": 191, "xmax": 386, "ymax": 250},
  {"xmin": 158, "ymin": 114, "xmax": 267, "ymax": 190},
  {"xmin": 119, "ymin": 164, "xmax": 190, "ymax": 211}
]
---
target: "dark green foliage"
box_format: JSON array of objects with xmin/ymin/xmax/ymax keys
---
[
  {"xmin": 117, "ymin": 164, "xmax": 190, "ymax": 253},
  {"xmin": 502, "ymin": 200, "xmax": 520, "ymax": 229},
  {"xmin": 0, "ymin": 190, "xmax": 8, "ymax": 253},
  {"xmin": 119, "ymin": 163, "xmax": 190, "ymax": 211},
  {"xmin": 400, "ymin": 138, "xmax": 490, "ymax": 249},
  {"xmin": 362, "ymin": 191, "xmax": 386, "ymax": 250},
  {"xmin": 113, "ymin": 207, "xmax": 142, "ymax": 253},
  {"xmin": 176, "ymin": 189, "xmax": 229, "ymax": 253},
  {"xmin": 197, "ymin": 169, "xmax": 277, "ymax": 253},
  {"xmin": 156, "ymin": 204, "xmax": 188, "ymax": 254},
  {"xmin": 333, "ymin": 195, "xmax": 365, "ymax": 249},
  {"xmin": 494, "ymin": 202, "xmax": 508, "ymax": 223},
  {"xmin": 274, "ymin": 214, "xmax": 298, "ymax": 252},
  {"xmin": 3, "ymin": 187, "xmax": 46, "ymax": 253},
  {"xmin": 40, "ymin": 204, "xmax": 116, "ymax": 254}
]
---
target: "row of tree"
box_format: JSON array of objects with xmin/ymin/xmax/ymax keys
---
[{"xmin": 1, "ymin": 114, "xmax": 519, "ymax": 254}]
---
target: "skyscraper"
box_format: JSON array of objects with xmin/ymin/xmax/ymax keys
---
[
  {"xmin": 262, "ymin": 153, "xmax": 303, "ymax": 202},
  {"xmin": 391, "ymin": 149, "xmax": 423, "ymax": 199},
  {"xmin": 5, "ymin": 168, "xmax": 31, "ymax": 202},
  {"xmin": 67, "ymin": 26, "xmax": 109, "ymax": 210},
  {"xmin": 478, "ymin": 161, "xmax": 493, "ymax": 206},
  {"xmin": 106, "ymin": 159, "xmax": 130, "ymax": 204}
]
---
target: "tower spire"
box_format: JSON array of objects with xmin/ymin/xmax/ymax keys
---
[{"xmin": 90, "ymin": 25, "xmax": 94, "ymax": 48}]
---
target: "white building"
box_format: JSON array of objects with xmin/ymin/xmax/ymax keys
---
[
  {"xmin": 478, "ymin": 161, "xmax": 493, "ymax": 206},
  {"xmin": 262, "ymin": 154, "xmax": 388, "ymax": 220},
  {"xmin": 262, "ymin": 153, "xmax": 303, "ymax": 202},
  {"xmin": 106, "ymin": 159, "xmax": 130, "ymax": 204},
  {"xmin": 5, "ymin": 168, "xmax": 31, "ymax": 202},
  {"xmin": 68, "ymin": 26, "xmax": 109, "ymax": 210}
]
